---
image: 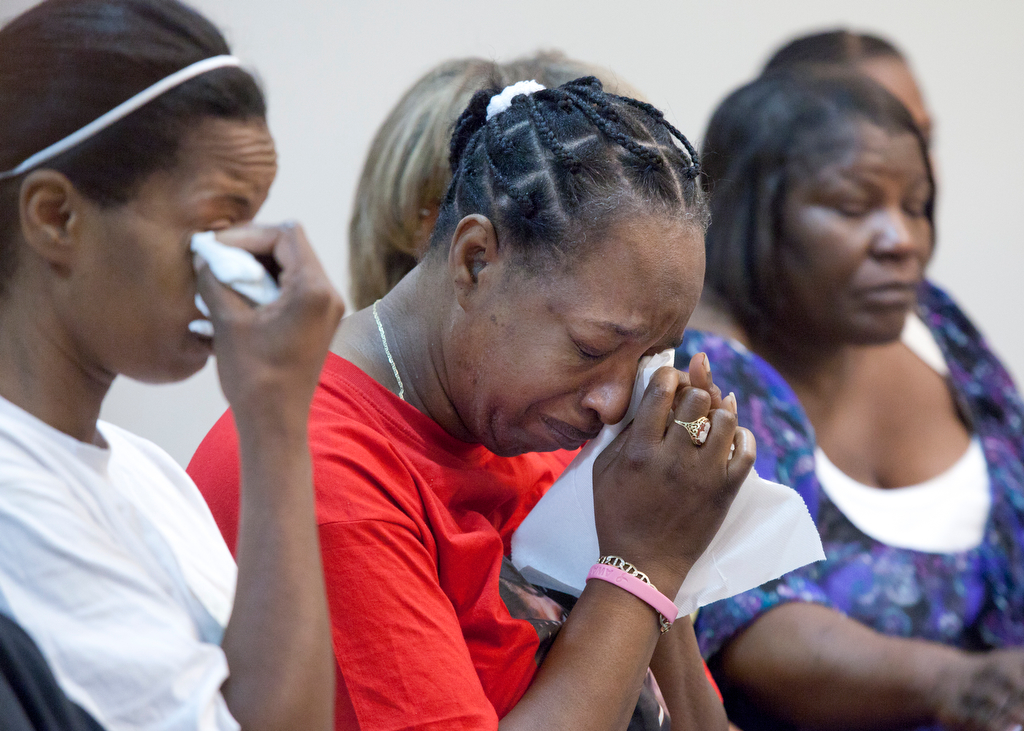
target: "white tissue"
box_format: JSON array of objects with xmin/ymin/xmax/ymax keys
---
[
  {"xmin": 510, "ymin": 350, "xmax": 825, "ymax": 616},
  {"xmin": 189, "ymin": 231, "xmax": 281, "ymax": 336}
]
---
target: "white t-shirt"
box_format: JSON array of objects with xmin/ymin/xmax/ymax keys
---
[
  {"xmin": 815, "ymin": 314, "xmax": 990, "ymax": 553},
  {"xmin": 0, "ymin": 395, "xmax": 239, "ymax": 731},
  {"xmin": 815, "ymin": 438, "xmax": 989, "ymax": 552}
]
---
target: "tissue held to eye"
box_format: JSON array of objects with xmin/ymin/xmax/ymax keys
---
[
  {"xmin": 189, "ymin": 231, "xmax": 281, "ymax": 337},
  {"xmin": 511, "ymin": 349, "xmax": 824, "ymax": 617}
]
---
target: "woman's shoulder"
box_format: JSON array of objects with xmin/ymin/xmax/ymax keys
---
[
  {"xmin": 100, "ymin": 421, "xmax": 191, "ymax": 478},
  {"xmin": 0, "ymin": 399, "xmax": 208, "ymax": 525},
  {"xmin": 314, "ymin": 354, "xmax": 458, "ymax": 450},
  {"xmin": 918, "ymin": 281, "xmax": 1024, "ymax": 433},
  {"xmin": 918, "ymin": 280, "xmax": 1012, "ymax": 373},
  {"xmin": 189, "ymin": 355, "xmax": 436, "ymax": 529},
  {"xmin": 917, "ymin": 281, "xmax": 987, "ymax": 353}
]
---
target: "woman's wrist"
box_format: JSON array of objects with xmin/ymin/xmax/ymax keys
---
[
  {"xmin": 233, "ymin": 397, "xmax": 311, "ymax": 443},
  {"xmin": 587, "ymin": 558, "xmax": 678, "ymax": 633},
  {"xmin": 595, "ymin": 545, "xmax": 691, "ymax": 599},
  {"xmin": 925, "ymin": 645, "xmax": 983, "ymax": 724}
]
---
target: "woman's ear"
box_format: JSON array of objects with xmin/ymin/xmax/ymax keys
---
[
  {"xmin": 18, "ymin": 170, "xmax": 86, "ymax": 271},
  {"xmin": 448, "ymin": 214, "xmax": 502, "ymax": 308}
]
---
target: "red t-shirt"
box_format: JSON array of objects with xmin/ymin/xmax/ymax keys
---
[{"xmin": 189, "ymin": 354, "xmax": 575, "ymax": 730}]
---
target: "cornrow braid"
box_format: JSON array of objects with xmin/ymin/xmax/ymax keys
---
[
  {"xmin": 448, "ymin": 90, "xmax": 491, "ymax": 175},
  {"xmin": 431, "ymin": 75, "xmax": 708, "ymax": 272},
  {"xmin": 525, "ymin": 95, "xmax": 580, "ymax": 174},
  {"xmin": 483, "ymin": 121, "xmax": 537, "ymax": 218},
  {"xmin": 618, "ymin": 97, "xmax": 702, "ymax": 178},
  {"xmin": 560, "ymin": 85, "xmax": 664, "ymax": 171}
]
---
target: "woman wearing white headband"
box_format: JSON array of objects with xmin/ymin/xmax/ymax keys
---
[
  {"xmin": 192, "ymin": 75, "xmax": 755, "ymax": 729},
  {"xmin": 0, "ymin": 1, "xmax": 343, "ymax": 730}
]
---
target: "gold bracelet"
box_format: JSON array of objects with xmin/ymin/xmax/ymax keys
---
[
  {"xmin": 597, "ymin": 555, "xmax": 672, "ymax": 633},
  {"xmin": 598, "ymin": 555, "xmax": 652, "ymax": 584}
]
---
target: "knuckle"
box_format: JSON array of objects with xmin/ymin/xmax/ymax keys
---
[
  {"xmin": 680, "ymin": 386, "xmax": 711, "ymax": 412},
  {"xmin": 647, "ymin": 378, "xmax": 674, "ymax": 402},
  {"xmin": 299, "ymin": 282, "xmax": 336, "ymax": 314},
  {"xmin": 649, "ymin": 384, "xmax": 671, "ymax": 401},
  {"xmin": 711, "ymin": 408, "xmax": 737, "ymax": 430}
]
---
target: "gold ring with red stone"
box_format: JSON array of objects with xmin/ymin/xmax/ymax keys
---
[{"xmin": 674, "ymin": 416, "xmax": 711, "ymax": 446}]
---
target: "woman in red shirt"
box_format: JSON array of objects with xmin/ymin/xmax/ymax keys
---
[{"xmin": 191, "ymin": 76, "xmax": 754, "ymax": 731}]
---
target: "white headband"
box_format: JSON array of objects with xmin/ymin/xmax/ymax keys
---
[
  {"xmin": 0, "ymin": 55, "xmax": 242, "ymax": 181},
  {"xmin": 485, "ymin": 80, "xmax": 546, "ymax": 121}
]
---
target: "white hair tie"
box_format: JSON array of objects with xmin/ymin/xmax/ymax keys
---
[
  {"xmin": 485, "ymin": 80, "xmax": 546, "ymax": 121},
  {"xmin": 0, "ymin": 55, "xmax": 242, "ymax": 181}
]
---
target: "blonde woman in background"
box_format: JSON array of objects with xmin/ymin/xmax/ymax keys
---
[{"xmin": 347, "ymin": 51, "xmax": 642, "ymax": 309}]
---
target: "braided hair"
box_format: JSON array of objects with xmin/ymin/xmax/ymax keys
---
[{"xmin": 428, "ymin": 77, "xmax": 706, "ymax": 273}]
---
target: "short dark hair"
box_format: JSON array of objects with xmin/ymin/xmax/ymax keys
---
[
  {"xmin": 763, "ymin": 29, "xmax": 905, "ymax": 74},
  {"xmin": 428, "ymin": 76, "xmax": 706, "ymax": 275},
  {"xmin": 0, "ymin": 0, "xmax": 266, "ymax": 294},
  {"xmin": 701, "ymin": 71, "xmax": 934, "ymax": 340}
]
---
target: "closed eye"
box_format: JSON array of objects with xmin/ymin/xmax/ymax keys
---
[
  {"xmin": 833, "ymin": 200, "xmax": 871, "ymax": 217},
  {"xmin": 903, "ymin": 201, "xmax": 929, "ymax": 217},
  {"xmin": 573, "ymin": 339, "xmax": 609, "ymax": 361}
]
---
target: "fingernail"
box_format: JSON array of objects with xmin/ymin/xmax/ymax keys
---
[
  {"xmin": 726, "ymin": 392, "xmax": 737, "ymax": 411},
  {"xmin": 703, "ymin": 353, "xmax": 712, "ymax": 376}
]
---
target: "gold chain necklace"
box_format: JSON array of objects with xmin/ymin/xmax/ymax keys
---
[{"xmin": 372, "ymin": 300, "xmax": 405, "ymax": 401}]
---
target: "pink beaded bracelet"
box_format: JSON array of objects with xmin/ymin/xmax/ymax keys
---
[{"xmin": 586, "ymin": 556, "xmax": 678, "ymax": 633}]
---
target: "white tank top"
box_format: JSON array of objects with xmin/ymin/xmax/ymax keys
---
[{"xmin": 814, "ymin": 314, "xmax": 990, "ymax": 553}]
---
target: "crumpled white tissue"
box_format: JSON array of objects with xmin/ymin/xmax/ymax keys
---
[
  {"xmin": 511, "ymin": 350, "xmax": 825, "ymax": 616},
  {"xmin": 189, "ymin": 231, "xmax": 281, "ymax": 337}
]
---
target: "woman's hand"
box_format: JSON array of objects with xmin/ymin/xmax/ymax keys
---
[
  {"xmin": 194, "ymin": 223, "xmax": 344, "ymax": 426},
  {"xmin": 592, "ymin": 352, "xmax": 756, "ymax": 597},
  {"xmin": 936, "ymin": 650, "xmax": 1024, "ymax": 731},
  {"xmin": 721, "ymin": 602, "xmax": 1024, "ymax": 731},
  {"xmin": 196, "ymin": 223, "xmax": 342, "ymax": 731}
]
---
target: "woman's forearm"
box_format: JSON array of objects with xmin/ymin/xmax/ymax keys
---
[
  {"xmin": 196, "ymin": 223, "xmax": 341, "ymax": 731},
  {"xmin": 650, "ymin": 618, "xmax": 727, "ymax": 731},
  {"xmin": 719, "ymin": 602, "xmax": 959, "ymax": 730},
  {"xmin": 219, "ymin": 409, "xmax": 334, "ymax": 731}
]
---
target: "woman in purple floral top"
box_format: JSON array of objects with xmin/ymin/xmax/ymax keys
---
[{"xmin": 681, "ymin": 69, "xmax": 1024, "ymax": 731}]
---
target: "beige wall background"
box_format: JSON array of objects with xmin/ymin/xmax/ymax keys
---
[{"xmin": 3, "ymin": 0, "xmax": 1022, "ymax": 466}]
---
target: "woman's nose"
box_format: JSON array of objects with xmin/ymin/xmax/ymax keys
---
[
  {"xmin": 580, "ymin": 369, "xmax": 635, "ymax": 426},
  {"xmin": 871, "ymin": 207, "xmax": 919, "ymax": 258}
]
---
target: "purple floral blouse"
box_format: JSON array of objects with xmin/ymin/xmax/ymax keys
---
[{"xmin": 679, "ymin": 282, "xmax": 1024, "ymax": 731}]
